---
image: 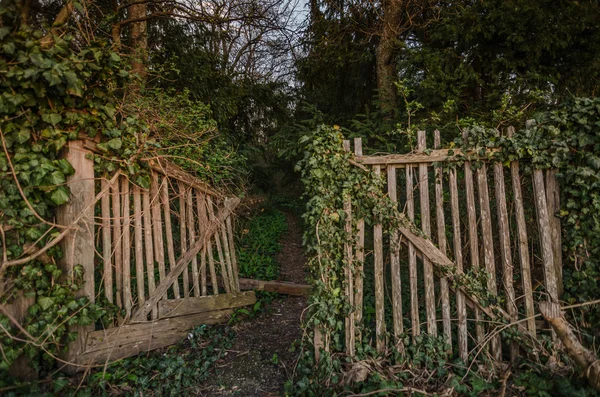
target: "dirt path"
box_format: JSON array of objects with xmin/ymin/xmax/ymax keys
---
[{"xmin": 199, "ymin": 212, "xmax": 307, "ymax": 396}]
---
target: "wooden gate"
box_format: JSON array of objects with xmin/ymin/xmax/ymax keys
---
[
  {"xmin": 50, "ymin": 140, "xmax": 254, "ymax": 367},
  {"xmin": 336, "ymin": 127, "xmax": 562, "ymax": 364}
]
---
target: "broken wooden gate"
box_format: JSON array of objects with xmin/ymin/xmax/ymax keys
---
[{"xmin": 336, "ymin": 127, "xmax": 562, "ymax": 363}]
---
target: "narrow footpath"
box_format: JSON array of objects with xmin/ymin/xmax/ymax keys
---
[{"xmin": 200, "ymin": 212, "xmax": 307, "ymax": 396}]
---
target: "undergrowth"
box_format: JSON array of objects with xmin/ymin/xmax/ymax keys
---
[{"xmin": 1, "ymin": 324, "xmax": 234, "ymax": 396}]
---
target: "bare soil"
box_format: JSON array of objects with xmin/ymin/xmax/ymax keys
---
[{"xmin": 199, "ymin": 212, "xmax": 307, "ymax": 396}]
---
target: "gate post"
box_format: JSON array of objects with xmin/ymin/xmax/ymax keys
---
[{"xmin": 57, "ymin": 140, "xmax": 95, "ymax": 373}]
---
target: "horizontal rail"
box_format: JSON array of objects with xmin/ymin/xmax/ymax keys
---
[{"xmin": 355, "ymin": 148, "xmax": 500, "ymax": 166}]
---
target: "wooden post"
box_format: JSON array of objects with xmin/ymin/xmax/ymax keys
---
[
  {"xmin": 207, "ymin": 196, "xmax": 231, "ymax": 293},
  {"xmin": 57, "ymin": 140, "xmax": 95, "ymax": 373},
  {"xmin": 151, "ymin": 173, "xmax": 166, "ymax": 291},
  {"xmin": 342, "ymin": 139, "xmax": 355, "ymax": 356},
  {"xmin": 142, "ymin": 188, "xmax": 157, "ymax": 319},
  {"xmin": 354, "ymin": 138, "xmax": 364, "ymax": 327},
  {"xmin": 546, "ymin": 169, "xmax": 563, "ymax": 296},
  {"xmin": 186, "ymin": 188, "xmax": 200, "ymax": 296},
  {"xmin": 100, "ymin": 178, "xmax": 113, "ymax": 303},
  {"xmin": 178, "ymin": 182, "xmax": 190, "ymax": 297},
  {"xmin": 417, "ymin": 130, "xmax": 437, "ymax": 336},
  {"xmin": 434, "ymin": 130, "xmax": 452, "ymax": 349},
  {"xmin": 198, "ymin": 193, "xmax": 219, "ymax": 295},
  {"xmin": 373, "ymin": 165, "xmax": 386, "ymax": 353},
  {"xmin": 226, "ymin": 213, "xmax": 240, "ymax": 292}
]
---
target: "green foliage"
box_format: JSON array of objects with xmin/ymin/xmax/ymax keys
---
[
  {"xmin": 2, "ymin": 324, "xmax": 234, "ymax": 396},
  {"xmin": 237, "ymin": 209, "xmax": 287, "ymax": 280}
]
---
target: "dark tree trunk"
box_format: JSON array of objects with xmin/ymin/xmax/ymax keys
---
[{"xmin": 376, "ymin": 0, "xmax": 403, "ymax": 118}]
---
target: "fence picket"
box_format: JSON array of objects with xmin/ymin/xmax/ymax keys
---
[
  {"xmin": 112, "ymin": 176, "xmax": 123, "ymax": 310},
  {"xmin": 142, "ymin": 188, "xmax": 157, "ymax": 319},
  {"xmin": 101, "ymin": 178, "xmax": 113, "ymax": 303},
  {"xmin": 162, "ymin": 179, "xmax": 180, "ymax": 299},
  {"xmin": 434, "ymin": 130, "xmax": 452, "ymax": 349},
  {"xmin": 133, "ymin": 185, "xmax": 145, "ymax": 306},
  {"xmin": 207, "ymin": 195, "xmax": 231, "ymax": 293},
  {"xmin": 388, "ymin": 165, "xmax": 403, "ymax": 343},
  {"xmin": 406, "ymin": 164, "xmax": 419, "ymax": 339},
  {"xmin": 373, "ymin": 165, "xmax": 386, "ymax": 353},
  {"xmin": 198, "ymin": 193, "xmax": 219, "ymax": 295},
  {"xmin": 178, "ymin": 182, "xmax": 190, "ymax": 297},
  {"xmin": 546, "ymin": 169, "xmax": 563, "ymax": 296},
  {"xmin": 354, "ymin": 138, "xmax": 364, "ymax": 326},
  {"xmin": 187, "ymin": 188, "xmax": 200, "ymax": 296},
  {"xmin": 417, "ymin": 130, "xmax": 437, "ymax": 336},
  {"xmin": 121, "ymin": 178, "xmax": 132, "ymax": 316},
  {"xmin": 151, "ymin": 173, "xmax": 166, "ymax": 293}
]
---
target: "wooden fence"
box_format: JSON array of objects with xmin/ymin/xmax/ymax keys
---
[
  {"xmin": 332, "ymin": 128, "xmax": 562, "ymax": 364},
  {"xmin": 6, "ymin": 139, "xmax": 254, "ymax": 372}
]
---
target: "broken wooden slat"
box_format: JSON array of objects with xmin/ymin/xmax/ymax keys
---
[
  {"xmin": 207, "ymin": 196, "xmax": 231, "ymax": 294},
  {"xmin": 78, "ymin": 310, "xmax": 232, "ymax": 365},
  {"xmin": 388, "ymin": 165, "xmax": 403, "ymax": 343},
  {"xmin": 219, "ymin": 209, "xmax": 235, "ymax": 293},
  {"xmin": 493, "ymin": 161, "xmax": 518, "ymax": 361},
  {"xmin": 533, "ymin": 169, "xmax": 558, "ymax": 303},
  {"xmin": 111, "ymin": 176, "xmax": 123, "ymax": 309},
  {"xmin": 101, "ymin": 178, "xmax": 113, "ymax": 303},
  {"xmin": 476, "ymin": 163, "xmax": 501, "ymax": 360},
  {"xmin": 406, "ymin": 164, "xmax": 419, "ymax": 339},
  {"xmin": 186, "ymin": 188, "xmax": 200, "ymax": 297},
  {"xmin": 354, "ymin": 138, "xmax": 364, "ymax": 326},
  {"xmin": 133, "ymin": 185, "xmax": 145, "ymax": 306},
  {"xmin": 158, "ymin": 291, "xmax": 256, "ymax": 319},
  {"xmin": 149, "ymin": 158, "xmax": 222, "ymax": 199},
  {"xmin": 162, "ymin": 179, "xmax": 180, "ymax": 299},
  {"xmin": 196, "ymin": 192, "xmax": 208, "ymax": 296},
  {"xmin": 178, "ymin": 182, "xmax": 190, "ymax": 298},
  {"xmin": 463, "ymin": 129, "xmax": 484, "ymax": 344},
  {"xmin": 417, "ymin": 130, "xmax": 437, "ymax": 336},
  {"xmin": 142, "ymin": 188, "xmax": 157, "ymax": 319},
  {"xmin": 373, "ymin": 165, "xmax": 386, "ymax": 353},
  {"xmin": 131, "ymin": 198, "xmax": 240, "ymax": 321},
  {"xmin": 434, "ymin": 130, "xmax": 452, "ymax": 349},
  {"xmin": 121, "ymin": 178, "xmax": 132, "ymax": 317},
  {"xmin": 546, "ymin": 169, "xmax": 563, "ymax": 296},
  {"xmin": 151, "ymin": 173, "xmax": 166, "ymax": 294},
  {"xmin": 449, "ymin": 167, "xmax": 468, "ymax": 362}
]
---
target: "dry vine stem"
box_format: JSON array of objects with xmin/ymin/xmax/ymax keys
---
[{"xmin": 539, "ymin": 301, "xmax": 600, "ymax": 390}]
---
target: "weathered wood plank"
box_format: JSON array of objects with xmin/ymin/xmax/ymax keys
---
[
  {"xmin": 344, "ymin": 196, "xmax": 355, "ymax": 356},
  {"xmin": 354, "ymin": 138, "xmax": 364, "ymax": 326},
  {"xmin": 101, "ymin": 178, "xmax": 113, "ymax": 303},
  {"xmin": 449, "ymin": 167, "xmax": 468, "ymax": 362},
  {"xmin": 78, "ymin": 310, "xmax": 232, "ymax": 364},
  {"xmin": 546, "ymin": 169, "xmax": 563, "ymax": 296},
  {"xmin": 151, "ymin": 173, "xmax": 166, "ymax": 295},
  {"xmin": 226, "ymin": 213, "xmax": 240, "ymax": 292},
  {"xmin": 355, "ymin": 148, "xmax": 500, "ymax": 165},
  {"xmin": 149, "ymin": 157, "xmax": 222, "ymax": 199},
  {"xmin": 508, "ymin": 129, "xmax": 536, "ymax": 334},
  {"xmin": 57, "ymin": 140, "xmax": 96, "ymax": 372},
  {"xmin": 434, "ymin": 130, "xmax": 452, "ymax": 349},
  {"xmin": 388, "ymin": 165, "xmax": 403, "ymax": 342},
  {"xmin": 406, "ymin": 164, "xmax": 419, "ymax": 339},
  {"xmin": 198, "ymin": 193, "xmax": 218, "ymax": 295},
  {"xmin": 196, "ymin": 192, "xmax": 208, "ymax": 296},
  {"xmin": 178, "ymin": 182, "xmax": 190, "ymax": 297},
  {"xmin": 158, "ymin": 291, "xmax": 256, "ymax": 319},
  {"xmin": 494, "ymin": 161, "xmax": 518, "ymax": 361},
  {"xmin": 236, "ymin": 278, "xmax": 311, "ymax": 295},
  {"xmin": 207, "ymin": 195, "xmax": 231, "ymax": 293},
  {"xmin": 121, "ymin": 178, "xmax": 132, "ymax": 316},
  {"xmin": 477, "ymin": 163, "xmax": 501, "ymax": 360},
  {"xmin": 533, "ymin": 169, "xmax": 558, "ymax": 303},
  {"xmin": 417, "ymin": 130, "xmax": 437, "ymax": 336},
  {"xmin": 131, "ymin": 198, "xmax": 240, "ymax": 321},
  {"xmin": 463, "ymin": 129, "xmax": 484, "ymax": 344},
  {"xmin": 219, "ymin": 209, "xmax": 235, "ymax": 293},
  {"xmin": 112, "ymin": 175, "xmax": 123, "ymax": 309},
  {"xmin": 187, "ymin": 188, "xmax": 200, "ymax": 297},
  {"xmin": 374, "ymin": 165, "xmax": 386, "ymax": 353},
  {"xmin": 133, "ymin": 185, "xmax": 145, "ymax": 305},
  {"xmin": 142, "ymin": 188, "xmax": 157, "ymax": 319},
  {"xmin": 162, "ymin": 179, "xmax": 180, "ymax": 299}
]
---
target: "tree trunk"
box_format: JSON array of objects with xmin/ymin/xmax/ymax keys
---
[
  {"xmin": 128, "ymin": 3, "xmax": 148, "ymax": 91},
  {"xmin": 376, "ymin": 0, "xmax": 403, "ymax": 118}
]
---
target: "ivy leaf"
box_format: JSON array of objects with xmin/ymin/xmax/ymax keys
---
[
  {"xmin": 38, "ymin": 296, "xmax": 55, "ymax": 311},
  {"xmin": 50, "ymin": 186, "xmax": 70, "ymax": 205},
  {"xmin": 43, "ymin": 69, "xmax": 62, "ymax": 86},
  {"xmin": 16, "ymin": 129, "xmax": 31, "ymax": 144},
  {"xmin": 47, "ymin": 170, "xmax": 66, "ymax": 185},
  {"xmin": 107, "ymin": 138, "xmax": 122, "ymax": 150},
  {"xmin": 42, "ymin": 113, "xmax": 62, "ymax": 126},
  {"xmin": 0, "ymin": 27, "xmax": 10, "ymax": 40}
]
